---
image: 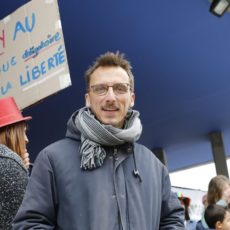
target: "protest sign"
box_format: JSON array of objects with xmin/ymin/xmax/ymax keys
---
[{"xmin": 0, "ymin": 0, "xmax": 71, "ymax": 109}]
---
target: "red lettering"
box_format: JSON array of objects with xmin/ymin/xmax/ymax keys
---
[{"xmin": 0, "ymin": 30, "xmax": 5, "ymax": 49}]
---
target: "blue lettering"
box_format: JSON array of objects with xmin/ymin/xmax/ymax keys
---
[
  {"xmin": 0, "ymin": 56, "xmax": 17, "ymax": 73},
  {"xmin": 40, "ymin": 61, "xmax": 46, "ymax": 75},
  {"xmin": 52, "ymin": 45, "xmax": 65, "ymax": 66},
  {"xmin": 58, "ymin": 50, "xmax": 65, "ymax": 64},
  {"xmin": 32, "ymin": 66, "xmax": 40, "ymax": 80},
  {"xmin": 13, "ymin": 13, "xmax": 36, "ymax": 40},
  {"xmin": 11, "ymin": 56, "xmax": 16, "ymax": 66},
  {"xmin": 25, "ymin": 13, "xmax": 36, "ymax": 32},
  {"xmin": 2, "ymin": 62, "xmax": 9, "ymax": 72},
  {"xmin": 19, "ymin": 66, "xmax": 30, "ymax": 86},
  {"xmin": 22, "ymin": 32, "xmax": 61, "ymax": 60},
  {"xmin": 47, "ymin": 57, "xmax": 55, "ymax": 70},
  {"xmin": 54, "ymin": 32, "xmax": 60, "ymax": 41},
  {"xmin": 19, "ymin": 44, "xmax": 67, "ymax": 87},
  {"xmin": 13, "ymin": 22, "xmax": 26, "ymax": 40},
  {"xmin": 0, "ymin": 82, "xmax": 12, "ymax": 95}
]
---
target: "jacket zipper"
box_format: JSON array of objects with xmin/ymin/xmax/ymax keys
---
[
  {"xmin": 113, "ymin": 147, "xmax": 123, "ymax": 229},
  {"xmin": 113, "ymin": 147, "xmax": 118, "ymax": 161}
]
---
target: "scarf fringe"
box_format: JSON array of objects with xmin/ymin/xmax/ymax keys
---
[
  {"xmin": 80, "ymin": 138, "xmax": 106, "ymax": 170},
  {"xmin": 75, "ymin": 107, "xmax": 142, "ymax": 170}
]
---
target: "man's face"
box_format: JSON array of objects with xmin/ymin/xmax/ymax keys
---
[{"xmin": 85, "ymin": 66, "xmax": 135, "ymax": 128}]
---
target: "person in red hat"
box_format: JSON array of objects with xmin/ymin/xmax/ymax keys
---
[{"xmin": 0, "ymin": 96, "xmax": 32, "ymax": 230}]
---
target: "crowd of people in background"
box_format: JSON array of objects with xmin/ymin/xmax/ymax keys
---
[{"xmin": 176, "ymin": 174, "xmax": 230, "ymax": 230}]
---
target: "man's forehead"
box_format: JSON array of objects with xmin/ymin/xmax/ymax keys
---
[{"xmin": 90, "ymin": 66, "xmax": 129, "ymax": 81}]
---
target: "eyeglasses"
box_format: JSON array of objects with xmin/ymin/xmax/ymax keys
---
[{"xmin": 90, "ymin": 83, "xmax": 130, "ymax": 95}]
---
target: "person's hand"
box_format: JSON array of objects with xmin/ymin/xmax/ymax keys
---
[
  {"xmin": 221, "ymin": 186, "xmax": 230, "ymax": 204},
  {"xmin": 22, "ymin": 151, "xmax": 30, "ymax": 169}
]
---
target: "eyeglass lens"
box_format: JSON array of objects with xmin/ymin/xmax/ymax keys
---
[{"xmin": 91, "ymin": 83, "xmax": 129, "ymax": 95}]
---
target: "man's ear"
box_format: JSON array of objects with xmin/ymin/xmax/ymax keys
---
[
  {"xmin": 130, "ymin": 92, "xmax": 135, "ymax": 107},
  {"xmin": 215, "ymin": 220, "xmax": 222, "ymax": 229},
  {"xmin": 85, "ymin": 93, "xmax": 90, "ymax": 107}
]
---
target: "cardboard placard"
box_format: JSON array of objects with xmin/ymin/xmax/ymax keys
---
[{"xmin": 0, "ymin": 0, "xmax": 71, "ymax": 109}]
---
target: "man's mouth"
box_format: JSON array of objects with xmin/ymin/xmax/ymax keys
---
[{"xmin": 102, "ymin": 107, "xmax": 119, "ymax": 111}]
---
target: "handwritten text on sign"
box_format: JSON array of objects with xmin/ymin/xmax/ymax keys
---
[
  {"xmin": 0, "ymin": 0, "xmax": 71, "ymax": 110},
  {"xmin": 0, "ymin": 12, "xmax": 68, "ymax": 96}
]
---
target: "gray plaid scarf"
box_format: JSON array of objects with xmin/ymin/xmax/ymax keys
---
[{"xmin": 75, "ymin": 107, "xmax": 142, "ymax": 170}]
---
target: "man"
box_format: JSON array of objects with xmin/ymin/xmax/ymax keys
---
[{"xmin": 13, "ymin": 51, "xmax": 185, "ymax": 229}]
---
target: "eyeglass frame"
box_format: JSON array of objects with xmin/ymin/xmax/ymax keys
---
[{"xmin": 89, "ymin": 83, "xmax": 131, "ymax": 96}]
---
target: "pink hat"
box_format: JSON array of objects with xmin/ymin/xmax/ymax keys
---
[{"xmin": 0, "ymin": 97, "xmax": 32, "ymax": 128}]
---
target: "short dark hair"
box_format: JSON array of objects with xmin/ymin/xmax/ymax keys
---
[
  {"xmin": 84, "ymin": 51, "xmax": 134, "ymax": 92},
  {"xmin": 204, "ymin": 204, "xmax": 229, "ymax": 228}
]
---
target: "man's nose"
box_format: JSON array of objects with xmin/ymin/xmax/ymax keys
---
[{"xmin": 105, "ymin": 86, "xmax": 116, "ymax": 99}]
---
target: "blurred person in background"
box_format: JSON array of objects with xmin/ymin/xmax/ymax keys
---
[
  {"xmin": 0, "ymin": 96, "xmax": 32, "ymax": 230},
  {"xmin": 177, "ymin": 192, "xmax": 197, "ymax": 229},
  {"xmin": 204, "ymin": 204, "xmax": 230, "ymax": 230},
  {"xmin": 195, "ymin": 175, "xmax": 230, "ymax": 230},
  {"xmin": 207, "ymin": 175, "xmax": 230, "ymax": 207}
]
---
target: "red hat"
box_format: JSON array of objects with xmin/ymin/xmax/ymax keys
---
[{"xmin": 0, "ymin": 97, "xmax": 32, "ymax": 128}]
